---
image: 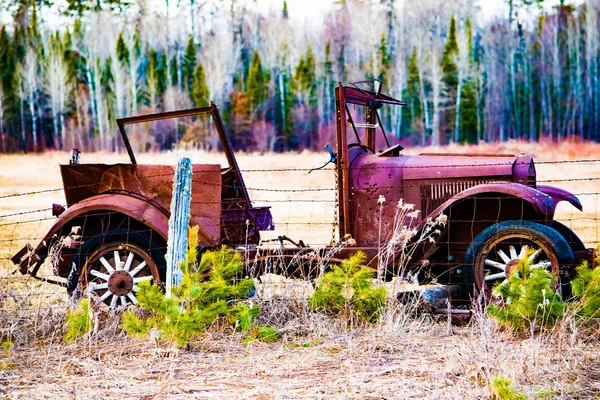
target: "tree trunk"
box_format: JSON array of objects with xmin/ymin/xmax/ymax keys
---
[
  {"xmin": 418, "ymin": 67, "xmax": 430, "ymax": 146},
  {"xmin": 29, "ymin": 88, "xmax": 37, "ymax": 150},
  {"xmin": 454, "ymin": 70, "xmax": 463, "ymax": 143}
]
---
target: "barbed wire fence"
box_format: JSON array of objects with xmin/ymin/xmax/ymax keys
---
[{"xmin": 0, "ymin": 158, "xmax": 599, "ymax": 328}]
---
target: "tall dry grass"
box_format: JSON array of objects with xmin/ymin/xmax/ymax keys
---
[{"xmin": 1, "ymin": 143, "xmax": 600, "ymax": 397}]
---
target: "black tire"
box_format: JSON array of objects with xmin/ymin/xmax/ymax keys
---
[
  {"xmin": 67, "ymin": 229, "xmax": 166, "ymax": 301},
  {"xmin": 552, "ymin": 221, "xmax": 586, "ymax": 254},
  {"xmin": 463, "ymin": 220, "xmax": 575, "ymax": 300}
]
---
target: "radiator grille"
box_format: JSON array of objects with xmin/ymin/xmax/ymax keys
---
[{"xmin": 420, "ymin": 179, "xmax": 494, "ymax": 215}]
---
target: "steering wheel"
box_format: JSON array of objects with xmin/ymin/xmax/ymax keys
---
[{"xmin": 347, "ymin": 142, "xmax": 375, "ymax": 154}]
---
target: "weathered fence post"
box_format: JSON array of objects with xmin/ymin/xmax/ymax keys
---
[{"xmin": 166, "ymin": 156, "xmax": 193, "ymax": 298}]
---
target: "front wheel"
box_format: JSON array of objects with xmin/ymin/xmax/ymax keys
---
[
  {"xmin": 463, "ymin": 221, "xmax": 575, "ymax": 300},
  {"xmin": 67, "ymin": 229, "xmax": 166, "ymax": 308}
]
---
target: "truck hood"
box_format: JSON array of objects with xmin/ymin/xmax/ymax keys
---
[{"xmin": 402, "ymin": 153, "xmax": 533, "ymax": 183}]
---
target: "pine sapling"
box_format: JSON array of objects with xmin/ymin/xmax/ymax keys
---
[
  {"xmin": 487, "ymin": 252, "xmax": 565, "ymax": 333},
  {"xmin": 492, "ymin": 377, "xmax": 527, "ymax": 400},
  {"xmin": 64, "ymin": 299, "xmax": 92, "ymax": 342},
  {"xmin": 571, "ymin": 249, "xmax": 600, "ymax": 319},
  {"xmin": 122, "ymin": 227, "xmax": 260, "ymax": 346},
  {"xmin": 310, "ymin": 251, "xmax": 387, "ymax": 325}
]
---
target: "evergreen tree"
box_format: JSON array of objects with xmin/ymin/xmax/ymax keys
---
[
  {"xmin": 191, "ymin": 63, "xmax": 209, "ymax": 108},
  {"xmin": 458, "ymin": 18, "xmax": 478, "ymax": 143},
  {"xmin": 132, "ymin": 27, "xmax": 142, "ymax": 59},
  {"xmin": 403, "ymin": 46, "xmax": 423, "ymax": 140},
  {"xmin": 101, "ymin": 56, "xmax": 115, "ymax": 122},
  {"xmin": 246, "ymin": 50, "xmax": 269, "ymax": 111},
  {"xmin": 441, "ymin": 14, "xmax": 459, "ymax": 143},
  {"xmin": 157, "ymin": 52, "xmax": 168, "ymax": 97},
  {"xmin": 64, "ymin": 0, "xmax": 131, "ymax": 17},
  {"xmin": 182, "ymin": 36, "xmax": 197, "ymax": 93},
  {"xmin": 146, "ymin": 49, "xmax": 159, "ymax": 109},
  {"xmin": 169, "ymin": 54, "xmax": 178, "ymax": 87},
  {"xmin": 377, "ymin": 34, "xmax": 391, "ymax": 83},
  {"xmin": 291, "ymin": 46, "xmax": 317, "ymax": 148},
  {"xmin": 0, "ymin": 25, "xmax": 16, "ymax": 151},
  {"xmin": 282, "ymin": 0, "xmax": 288, "ymax": 19},
  {"xmin": 0, "ymin": 26, "xmax": 17, "ymax": 115},
  {"xmin": 115, "ymin": 31, "xmax": 130, "ymax": 69},
  {"xmin": 442, "ymin": 15, "xmax": 459, "ymax": 89}
]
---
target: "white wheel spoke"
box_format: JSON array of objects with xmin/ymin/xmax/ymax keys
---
[
  {"xmin": 90, "ymin": 270, "xmax": 110, "ymax": 281},
  {"xmin": 497, "ymin": 250, "xmax": 511, "ymax": 264},
  {"xmin": 98, "ymin": 291, "xmax": 112, "ymax": 303},
  {"xmin": 91, "ymin": 282, "xmax": 108, "ymax": 291},
  {"xmin": 485, "ymin": 259, "xmax": 506, "ymax": 271},
  {"xmin": 99, "ymin": 256, "xmax": 115, "ymax": 273},
  {"xmin": 127, "ymin": 292, "xmax": 138, "ymax": 304},
  {"xmin": 518, "ymin": 245, "xmax": 528, "ymax": 259},
  {"xmin": 485, "ymin": 272, "xmax": 506, "ymax": 282},
  {"xmin": 499, "ymin": 279, "xmax": 509, "ymax": 286},
  {"xmin": 120, "ymin": 296, "xmax": 127, "ymax": 306},
  {"xmin": 114, "ymin": 251, "xmax": 121, "ymax": 270},
  {"xmin": 528, "ymin": 249, "xmax": 542, "ymax": 263},
  {"xmin": 509, "ymin": 246, "xmax": 517, "ymax": 260},
  {"xmin": 110, "ymin": 293, "xmax": 118, "ymax": 309},
  {"xmin": 129, "ymin": 261, "xmax": 147, "ymax": 277},
  {"xmin": 133, "ymin": 276, "xmax": 153, "ymax": 283},
  {"xmin": 133, "ymin": 285, "xmax": 140, "ymax": 292},
  {"xmin": 123, "ymin": 252, "xmax": 135, "ymax": 272},
  {"xmin": 531, "ymin": 261, "xmax": 552, "ymax": 270}
]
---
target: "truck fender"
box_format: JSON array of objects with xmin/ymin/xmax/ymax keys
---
[
  {"xmin": 36, "ymin": 194, "xmax": 170, "ymax": 254},
  {"xmin": 424, "ymin": 182, "xmax": 555, "ymax": 228},
  {"xmin": 536, "ymin": 185, "xmax": 583, "ymax": 213}
]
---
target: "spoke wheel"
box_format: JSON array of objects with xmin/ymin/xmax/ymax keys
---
[
  {"xmin": 68, "ymin": 229, "xmax": 166, "ymax": 309},
  {"xmin": 476, "ymin": 235, "xmax": 558, "ymax": 289},
  {"xmin": 84, "ymin": 243, "xmax": 159, "ymax": 308},
  {"xmin": 464, "ymin": 221, "xmax": 575, "ymax": 300}
]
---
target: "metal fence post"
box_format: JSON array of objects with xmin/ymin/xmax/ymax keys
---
[{"xmin": 166, "ymin": 156, "xmax": 192, "ymax": 298}]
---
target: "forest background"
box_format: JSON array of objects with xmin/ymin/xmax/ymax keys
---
[{"xmin": 0, "ymin": 0, "xmax": 594, "ymax": 154}]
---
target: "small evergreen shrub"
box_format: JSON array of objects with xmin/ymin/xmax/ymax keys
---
[
  {"xmin": 64, "ymin": 299, "xmax": 92, "ymax": 342},
  {"xmin": 487, "ymin": 256, "xmax": 565, "ymax": 333},
  {"xmin": 492, "ymin": 377, "xmax": 527, "ymax": 400},
  {"xmin": 310, "ymin": 251, "xmax": 387, "ymax": 324},
  {"xmin": 122, "ymin": 228, "xmax": 259, "ymax": 346},
  {"xmin": 1, "ymin": 339, "xmax": 13, "ymax": 352},
  {"xmin": 571, "ymin": 250, "xmax": 600, "ymax": 319}
]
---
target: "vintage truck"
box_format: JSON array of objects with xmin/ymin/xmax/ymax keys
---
[{"xmin": 12, "ymin": 80, "xmax": 593, "ymax": 308}]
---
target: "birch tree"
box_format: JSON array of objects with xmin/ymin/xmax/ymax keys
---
[
  {"xmin": 19, "ymin": 48, "xmax": 39, "ymax": 150},
  {"xmin": 46, "ymin": 34, "xmax": 70, "ymax": 149}
]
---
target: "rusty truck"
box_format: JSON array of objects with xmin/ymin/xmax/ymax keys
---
[{"xmin": 11, "ymin": 80, "xmax": 593, "ymax": 308}]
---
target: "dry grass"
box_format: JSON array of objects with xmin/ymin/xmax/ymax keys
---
[
  {"xmin": 2, "ymin": 300, "xmax": 600, "ymax": 399},
  {"xmin": 1, "ymin": 142, "xmax": 600, "ymax": 398}
]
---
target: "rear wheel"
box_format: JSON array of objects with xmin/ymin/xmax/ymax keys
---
[
  {"xmin": 463, "ymin": 221, "xmax": 575, "ymax": 300},
  {"xmin": 67, "ymin": 229, "xmax": 166, "ymax": 308}
]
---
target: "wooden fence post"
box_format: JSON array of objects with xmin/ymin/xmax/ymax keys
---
[{"xmin": 166, "ymin": 156, "xmax": 193, "ymax": 298}]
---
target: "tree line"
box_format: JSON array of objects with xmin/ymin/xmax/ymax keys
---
[{"xmin": 0, "ymin": 0, "xmax": 596, "ymax": 154}]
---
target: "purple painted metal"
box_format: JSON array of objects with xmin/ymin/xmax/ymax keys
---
[
  {"xmin": 537, "ymin": 185, "xmax": 583, "ymax": 214},
  {"xmin": 335, "ymin": 79, "xmax": 587, "ymax": 286},
  {"xmin": 335, "ymin": 81, "xmax": 570, "ymax": 247}
]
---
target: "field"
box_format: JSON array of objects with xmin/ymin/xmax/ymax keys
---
[{"xmin": 1, "ymin": 141, "xmax": 600, "ymax": 399}]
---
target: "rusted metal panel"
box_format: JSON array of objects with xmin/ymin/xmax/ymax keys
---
[
  {"xmin": 59, "ymin": 164, "xmax": 222, "ymax": 244},
  {"xmin": 345, "ymin": 152, "xmax": 547, "ymax": 246},
  {"xmin": 39, "ymin": 194, "xmax": 171, "ymax": 243},
  {"xmin": 348, "ymin": 154, "xmax": 407, "ymax": 246}
]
